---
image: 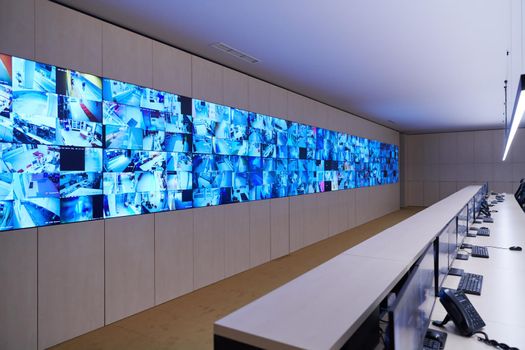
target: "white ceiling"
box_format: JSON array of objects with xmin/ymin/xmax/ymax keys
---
[{"xmin": 56, "ymin": 0, "xmax": 520, "ymax": 133}]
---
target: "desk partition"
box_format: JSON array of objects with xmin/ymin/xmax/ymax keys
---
[{"xmin": 214, "ymin": 185, "xmax": 488, "ymax": 349}]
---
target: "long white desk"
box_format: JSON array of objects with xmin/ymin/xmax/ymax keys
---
[
  {"xmin": 215, "ymin": 186, "xmax": 483, "ymax": 349},
  {"xmin": 429, "ymin": 194, "xmax": 525, "ymax": 349}
]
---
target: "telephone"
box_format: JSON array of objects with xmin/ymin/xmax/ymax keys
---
[{"xmin": 432, "ymin": 288, "xmax": 485, "ymax": 336}]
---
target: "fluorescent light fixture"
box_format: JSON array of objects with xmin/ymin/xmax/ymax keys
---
[{"xmin": 503, "ymin": 75, "xmax": 525, "ymax": 161}]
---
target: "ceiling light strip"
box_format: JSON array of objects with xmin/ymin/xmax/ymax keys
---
[{"xmin": 503, "ymin": 75, "xmax": 525, "ymax": 161}]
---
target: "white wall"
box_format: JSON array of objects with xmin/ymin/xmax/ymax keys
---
[
  {"xmin": 403, "ymin": 129, "xmax": 525, "ymax": 207},
  {"xmin": 0, "ymin": 1, "xmax": 400, "ymax": 349}
]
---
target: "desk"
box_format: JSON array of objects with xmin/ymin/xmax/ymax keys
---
[
  {"xmin": 429, "ymin": 194, "xmax": 525, "ymax": 349},
  {"xmin": 215, "ymin": 186, "xmax": 483, "ymax": 349}
]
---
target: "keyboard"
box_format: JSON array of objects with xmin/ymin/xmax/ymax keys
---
[
  {"xmin": 423, "ymin": 337, "xmax": 442, "ymax": 350},
  {"xmin": 477, "ymin": 227, "xmax": 490, "ymax": 236},
  {"xmin": 423, "ymin": 329, "xmax": 447, "ymax": 350},
  {"xmin": 458, "ymin": 272, "xmax": 484, "ymax": 295},
  {"xmin": 483, "ymin": 217, "xmax": 494, "ymax": 223},
  {"xmin": 456, "ymin": 253, "xmax": 469, "ymax": 260},
  {"xmin": 448, "ymin": 267, "xmax": 464, "ymax": 276},
  {"xmin": 471, "ymin": 246, "xmax": 489, "ymax": 258},
  {"xmin": 461, "ymin": 243, "xmax": 473, "ymax": 249},
  {"xmin": 470, "ymin": 227, "xmax": 479, "ymax": 231}
]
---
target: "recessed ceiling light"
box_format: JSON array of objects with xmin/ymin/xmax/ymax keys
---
[{"xmin": 210, "ymin": 42, "xmax": 260, "ymax": 64}]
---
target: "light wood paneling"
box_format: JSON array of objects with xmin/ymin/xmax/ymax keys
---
[
  {"xmin": 289, "ymin": 195, "xmax": 305, "ymax": 252},
  {"xmin": 0, "ymin": 228, "xmax": 37, "ymax": 350},
  {"xmin": 224, "ymin": 203, "xmax": 250, "ymax": 277},
  {"xmin": 248, "ymin": 77, "xmax": 271, "ymax": 115},
  {"xmin": 194, "ymin": 206, "xmax": 225, "ymax": 289},
  {"xmin": 105, "ymin": 215, "xmax": 155, "ymax": 324},
  {"xmin": 287, "ymin": 92, "xmax": 307, "ymax": 125},
  {"xmin": 36, "ymin": 0, "xmax": 102, "ymax": 75},
  {"xmin": 249, "ymin": 200, "xmax": 271, "ymax": 267},
  {"xmin": 355, "ymin": 188, "xmax": 371, "ymax": 226},
  {"xmin": 270, "ymin": 198, "xmax": 290, "ymax": 259},
  {"xmin": 38, "ymin": 221, "xmax": 104, "ymax": 349},
  {"xmin": 102, "ymin": 23, "xmax": 153, "ymax": 87},
  {"xmin": 269, "ymin": 85, "xmax": 288, "ymax": 118},
  {"xmin": 456, "ymin": 131, "xmax": 475, "ymax": 163},
  {"xmin": 0, "ymin": 0, "xmax": 34, "ymax": 58},
  {"xmin": 223, "ymin": 67, "xmax": 249, "ymax": 110},
  {"xmin": 191, "ymin": 56, "xmax": 223, "ymax": 103},
  {"xmin": 152, "ymin": 41, "xmax": 192, "ymax": 97},
  {"xmin": 155, "ymin": 210, "xmax": 194, "ymax": 305},
  {"xmin": 474, "ymin": 130, "xmax": 494, "ymax": 163},
  {"xmin": 316, "ymin": 192, "xmax": 330, "ymax": 240},
  {"xmin": 438, "ymin": 133, "xmax": 458, "ymax": 164},
  {"xmin": 423, "ymin": 181, "xmax": 440, "ymax": 207},
  {"xmin": 346, "ymin": 190, "xmax": 357, "ymax": 230},
  {"xmin": 406, "ymin": 181, "xmax": 424, "ymax": 207},
  {"xmin": 439, "ymin": 181, "xmax": 457, "ymax": 200}
]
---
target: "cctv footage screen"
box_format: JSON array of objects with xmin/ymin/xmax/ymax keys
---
[{"xmin": 0, "ymin": 53, "xmax": 398, "ymax": 231}]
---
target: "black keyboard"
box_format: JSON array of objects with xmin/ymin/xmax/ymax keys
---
[
  {"xmin": 423, "ymin": 337, "xmax": 442, "ymax": 350},
  {"xmin": 423, "ymin": 329, "xmax": 447, "ymax": 350},
  {"xmin": 471, "ymin": 246, "xmax": 489, "ymax": 258},
  {"xmin": 477, "ymin": 227, "xmax": 490, "ymax": 236},
  {"xmin": 461, "ymin": 243, "xmax": 473, "ymax": 249},
  {"xmin": 448, "ymin": 267, "xmax": 464, "ymax": 276},
  {"xmin": 456, "ymin": 253, "xmax": 469, "ymax": 260},
  {"xmin": 458, "ymin": 273, "xmax": 483, "ymax": 295}
]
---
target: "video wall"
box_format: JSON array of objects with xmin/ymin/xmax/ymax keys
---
[{"xmin": 0, "ymin": 53, "xmax": 398, "ymax": 231}]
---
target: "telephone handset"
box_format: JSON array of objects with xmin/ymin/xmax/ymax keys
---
[{"xmin": 433, "ymin": 288, "xmax": 486, "ymax": 336}]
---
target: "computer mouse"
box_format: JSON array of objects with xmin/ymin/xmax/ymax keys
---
[{"xmin": 509, "ymin": 246, "xmax": 522, "ymax": 251}]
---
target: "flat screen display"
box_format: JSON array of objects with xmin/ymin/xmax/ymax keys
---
[
  {"xmin": 457, "ymin": 205, "xmax": 468, "ymax": 246},
  {"xmin": 0, "ymin": 53, "xmax": 399, "ymax": 231},
  {"xmin": 446, "ymin": 217, "xmax": 458, "ymax": 268},
  {"xmin": 390, "ymin": 242, "xmax": 436, "ymax": 350}
]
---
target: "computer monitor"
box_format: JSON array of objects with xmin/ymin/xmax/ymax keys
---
[
  {"xmin": 474, "ymin": 191, "xmax": 483, "ymax": 218},
  {"xmin": 388, "ymin": 242, "xmax": 436, "ymax": 350},
  {"xmin": 467, "ymin": 198, "xmax": 474, "ymax": 226},
  {"xmin": 457, "ymin": 205, "xmax": 468, "ymax": 247},
  {"xmin": 447, "ymin": 216, "xmax": 458, "ymax": 266},
  {"xmin": 437, "ymin": 218, "xmax": 454, "ymax": 289}
]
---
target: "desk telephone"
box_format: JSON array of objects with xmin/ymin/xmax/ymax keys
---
[{"xmin": 433, "ymin": 288, "xmax": 485, "ymax": 336}]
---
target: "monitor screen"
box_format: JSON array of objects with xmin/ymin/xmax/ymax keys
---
[
  {"xmin": 0, "ymin": 52, "xmax": 400, "ymax": 231},
  {"xmin": 446, "ymin": 217, "xmax": 458, "ymax": 268},
  {"xmin": 437, "ymin": 219, "xmax": 453, "ymax": 288},
  {"xmin": 457, "ymin": 205, "xmax": 468, "ymax": 246},
  {"xmin": 467, "ymin": 198, "xmax": 474, "ymax": 225},
  {"xmin": 389, "ymin": 242, "xmax": 436, "ymax": 350}
]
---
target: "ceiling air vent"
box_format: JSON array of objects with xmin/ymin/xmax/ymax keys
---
[{"xmin": 210, "ymin": 42, "xmax": 260, "ymax": 64}]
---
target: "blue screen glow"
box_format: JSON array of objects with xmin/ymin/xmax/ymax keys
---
[{"xmin": 0, "ymin": 53, "xmax": 398, "ymax": 231}]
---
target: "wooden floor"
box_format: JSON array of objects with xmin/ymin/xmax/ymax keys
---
[{"xmin": 51, "ymin": 207, "xmax": 424, "ymax": 350}]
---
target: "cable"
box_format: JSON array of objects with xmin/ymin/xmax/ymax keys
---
[
  {"xmin": 474, "ymin": 331, "xmax": 520, "ymax": 350},
  {"xmin": 483, "ymin": 245, "xmax": 512, "ymax": 250}
]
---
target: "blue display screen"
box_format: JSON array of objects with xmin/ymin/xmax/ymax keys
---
[{"xmin": 0, "ymin": 53, "xmax": 399, "ymax": 231}]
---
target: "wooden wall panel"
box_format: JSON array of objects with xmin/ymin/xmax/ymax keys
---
[
  {"xmin": 38, "ymin": 221, "xmax": 104, "ymax": 349},
  {"xmin": 0, "ymin": 229, "xmax": 37, "ymax": 350},
  {"xmin": 155, "ymin": 210, "xmax": 194, "ymax": 305},
  {"xmin": 105, "ymin": 215, "xmax": 155, "ymax": 324}
]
